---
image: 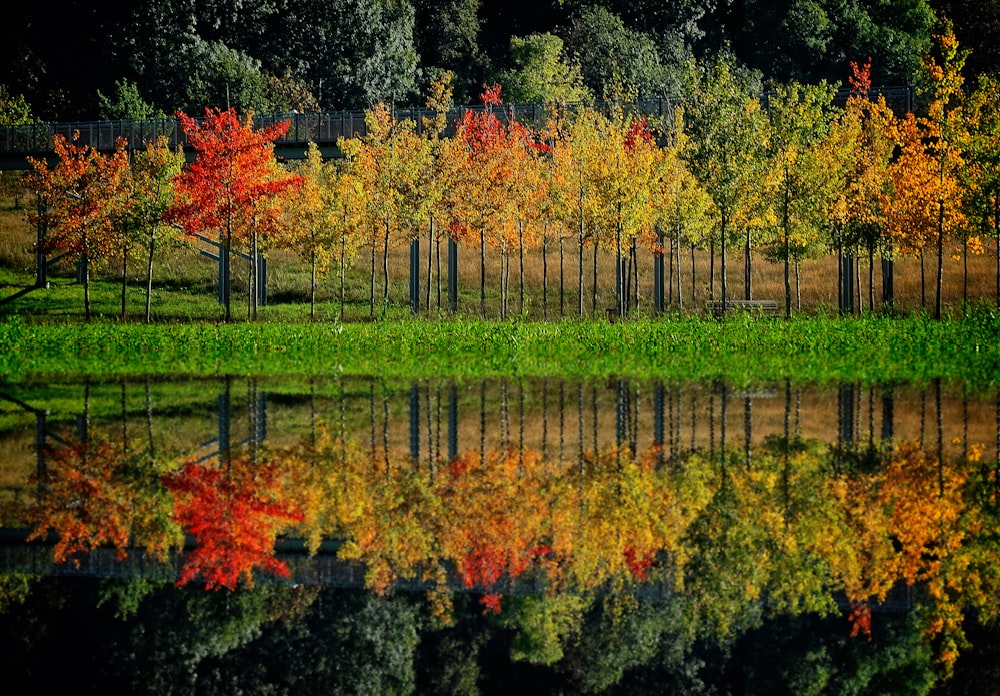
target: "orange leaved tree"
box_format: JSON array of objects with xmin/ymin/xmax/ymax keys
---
[
  {"xmin": 25, "ymin": 133, "xmax": 130, "ymax": 321},
  {"xmin": 166, "ymin": 108, "xmax": 302, "ymax": 321}
]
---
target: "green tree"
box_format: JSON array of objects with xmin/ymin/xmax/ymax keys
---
[
  {"xmin": 681, "ymin": 59, "xmax": 769, "ymax": 313},
  {"xmin": 562, "ymin": 6, "xmax": 670, "ymax": 100},
  {"xmin": 96, "ymin": 78, "xmax": 164, "ymax": 120},
  {"xmin": 961, "ymin": 75, "xmax": 1000, "ymax": 307},
  {"xmin": 764, "ymin": 81, "xmax": 840, "ymax": 317},
  {"xmin": 496, "ymin": 33, "xmax": 591, "ymax": 105}
]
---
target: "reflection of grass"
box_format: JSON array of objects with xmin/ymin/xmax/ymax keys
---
[{"xmin": 1, "ymin": 312, "xmax": 997, "ymax": 388}]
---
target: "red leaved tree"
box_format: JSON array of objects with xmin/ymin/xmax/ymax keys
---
[{"xmin": 166, "ymin": 108, "xmax": 302, "ymax": 321}]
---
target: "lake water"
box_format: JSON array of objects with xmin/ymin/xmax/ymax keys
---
[{"xmin": 1, "ymin": 376, "xmax": 999, "ymax": 694}]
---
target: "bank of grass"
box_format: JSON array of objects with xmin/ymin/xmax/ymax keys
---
[{"xmin": 2, "ymin": 310, "xmax": 998, "ymax": 389}]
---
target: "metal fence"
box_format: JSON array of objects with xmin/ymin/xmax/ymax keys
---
[{"xmin": 0, "ymin": 88, "xmax": 913, "ymax": 166}]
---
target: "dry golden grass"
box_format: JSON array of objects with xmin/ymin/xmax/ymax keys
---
[{"xmin": 3, "ymin": 192, "xmax": 998, "ymax": 318}]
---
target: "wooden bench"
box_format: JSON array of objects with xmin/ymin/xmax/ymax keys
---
[{"xmin": 707, "ymin": 299, "xmax": 780, "ymax": 317}]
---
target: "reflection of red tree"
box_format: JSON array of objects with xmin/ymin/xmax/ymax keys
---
[{"xmin": 164, "ymin": 455, "xmax": 303, "ymax": 590}]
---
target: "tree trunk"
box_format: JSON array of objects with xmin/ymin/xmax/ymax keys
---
[
  {"xmin": 709, "ymin": 240, "xmax": 715, "ymax": 303},
  {"xmin": 480, "ymin": 226, "xmax": 487, "ymax": 318},
  {"xmin": 744, "ymin": 228, "xmax": 751, "ymax": 301},
  {"xmin": 120, "ymin": 245, "xmax": 128, "ymax": 321},
  {"xmin": 936, "ymin": 226, "xmax": 944, "ymax": 320},
  {"xmin": 578, "ymin": 223, "xmax": 584, "ymax": 317},
  {"xmin": 795, "ymin": 259, "xmax": 801, "ymax": 311},
  {"xmin": 426, "ymin": 217, "xmax": 434, "ymax": 314},
  {"xmin": 592, "ymin": 243, "xmax": 598, "ymax": 317},
  {"xmin": 382, "ymin": 220, "xmax": 390, "ymax": 316},
  {"xmin": 542, "ymin": 233, "xmax": 548, "ymax": 320},
  {"xmin": 721, "ymin": 226, "xmax": 728, "ymax": 316},
  {"xmin": 691, "ymin": 243, "xmax": 696, "ymax": 308},
  {"xmin": 518, "ymin": 221, "xmax": 524, "ymax": 316},
  {"xmin": 369, "ymin": 238, "xmax": 377, "ymax": 319},
  {"xmin": 82, "ymin": 222, "xmax": 91, "ymax": 322},
  {"xmin": 145, "ymin": 228, "xmax": 156, "ymax": 323},
  {"xmin": 310, "ymin": 250, "xmax": 317, "ymax": 320},
  {"xmin": 783, "ymin": 231, "xmax": 791, "ymax": 319},
  {"xmin": 920, "ymin": 251, "xmax": 926, "ymax": 310},
  {"xmin": 868, "ymin": 248, "xmax": 875, "ymax": 314},
  {"xmin": 339, "ymin": 235, "xmax": 346, "ymax": 322}
]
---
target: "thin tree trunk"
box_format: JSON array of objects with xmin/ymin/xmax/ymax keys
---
[
  {"xmin": 592, "ymin": 243, "xmax": 598, "ymax": 317},
  {"xmin": 721, "ymin": 226, "xmax": 728, "ymax": 316},
  {"xmin": 427, "ymin": 217, "xmax": 434, "ymax": 315},
  {"xmin": 709, "ymin": 240, "xmax": 715, "ymax": 303},
  {"xmin": 783, "ymin": 231, "xmax": 791, "ymax": 319},
  {"xmin": 920, "ymin": 251, "xmax": 926, "ymax": 310},
  {"xmin": 542, "ymin": 233, "xmax": 548, "ymax": 320},
  {"xmin": 936, "ymin": 227, "xmax": 944, "ymax": 320},
  {"xmin": 691, "ymin": 243, "xmax": 696, "ymax": 308},
  {"xmin": 480, "ymin": 226, "xmax": 487, "ymax": 318},
  {"xmin": 744, "ymin": 228, "xmax": 751, "ymax": 301},
  {"xmin": 795, "ymin": 259, "xmax": 801, "ymax": 311},
  {"xmin": 578, "ymin": 224, "xmax": 584, "ymax": 317},
  {"xmin": 310, "ymin": 250, "xmax": 317, "ymax": 320},
  {"xmin": 518, "ymin": 221, "xmax": 524, "ymax": 316},
  {"xmin": 382, "ymin": 220, "xmax": 390, "ymax": 315},
  {"xmin": 963, "ymin": 237, "xmax": 969, "ymax": 313},
  {"xmin": 369, "ymin": 238, "xmax": 377, "ymax": 319},
  {"xmin": 82, "ymin": 222, "xmax": 90, "ymax": 322},
  {"xmin": 340, "ymin": 234, "xmax": 346, "ymax": 321},
  {"xmin": 145, "ymin": 228, "xmax": 155, "ymax": 323},
  {"xmin": 121, "ymin": 245, "xmax": 128, "ymax": 321}
]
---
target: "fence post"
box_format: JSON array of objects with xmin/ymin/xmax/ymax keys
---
[
  {"xmin": 409, "ymin": 238, "xmax": 420, "ymax": 314},
  {"xmin": 447, "ymin": 237, "xmax": 458, "ymax": 313}
]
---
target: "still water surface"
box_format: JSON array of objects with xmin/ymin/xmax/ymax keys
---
[{"xmin": 1, "ymin": 377, "xmax": 998, "ymax": 694}]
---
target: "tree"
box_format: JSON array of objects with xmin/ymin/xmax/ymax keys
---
[
  {"xmin": 654, "ymin": 109, "xmax": 714, "ymax": 313},
  {"xmin": 586, "ymin": 110, "xmax": 660, "ymax": 318},
  {"xmin": 906, "ymin": 18, "xmax": 971, "ymax": 318},
  {"xmin": 282, "ymin": 142, "xmax": 339, "ymax": 319},
  {"xmin": 339, "ymin": 102, "xmax": 434, "ymax": 318},
  {"xmin": 961, "ymin": 75, "xmax": 1000, "ymax": 308},
  {"xmin": 166, "ymin": 108, "xmax": 302, "ymax": 322},
  {"xmin": 496, "ymin": 33, "xmax": 591, "ymax": 106},
  {"xmin": 439, "ymin": 84, "xmax": 534, "ymax": 318},
  {"xmin": 682, "ymin": 59, "xmax": 769, "ymax": 313},
  {"xmin": 829, "ymin": 59, "xmax": 898, "ymax": 315},
  {"xmin": 96, "ymin": 78, "xmax": 164, "ymax": 120},
  {"xmin": 561, "ymin": 6, "xmax": 670, "ymax": 100},
  {"xmin": 764, "ymin": 81, "xmax": 840, "ymax": 317},
  {"xmin": 25, "ymin": 133, "xmax": 130, "ymax": 321},
  {"xmin": 115, "ymin": 137, "xmax": 185, "ymax": 322}
]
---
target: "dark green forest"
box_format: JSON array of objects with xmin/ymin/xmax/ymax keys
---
[{"xmin": 2, "ymin": 0, "xmax": 998, "ymax": 122}]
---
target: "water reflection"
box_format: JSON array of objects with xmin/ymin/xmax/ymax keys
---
[{"xmin": 1, "ymin": 377, "xmax": 1000, "ymax": 689}]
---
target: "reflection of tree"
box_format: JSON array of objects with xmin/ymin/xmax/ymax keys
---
[
  {"xmin": 163, "ymin": 453, "xmax": 302, "ymax": 590},
  {"xmin": 28, "ymin": 430, "xmax": 177, "ymax": 566}
]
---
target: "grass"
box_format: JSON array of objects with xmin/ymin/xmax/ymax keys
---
[
  {"xmin": 1, "ymin": 311, "xmax": 998, "ymax": 390},
  {"xmin": 2, "ymin": 192, "xmax": 1000, "ymax": 389}
]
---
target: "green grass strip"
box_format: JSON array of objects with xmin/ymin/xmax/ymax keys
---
[{"xmin": 1, "ymin": 312, "xmax": 998, "ymax": 390}]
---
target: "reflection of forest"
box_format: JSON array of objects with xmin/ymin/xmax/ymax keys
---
[{"xmin": 1, "ymin": 376, "xmax": 1000, "ymax": 683}]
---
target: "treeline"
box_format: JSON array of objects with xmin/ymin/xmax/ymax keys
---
[
  {"xmin": 2, "ymin": 0, "xmax": 999, "ymax": 122},
  {"xmin": 20, "ymin": 22, "xmax": 1000, "ymax": 323}
]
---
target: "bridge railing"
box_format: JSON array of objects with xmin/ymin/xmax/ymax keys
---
[{"xmin": 0, "ymin": 87, "xmax": 912, "ymax": 160}]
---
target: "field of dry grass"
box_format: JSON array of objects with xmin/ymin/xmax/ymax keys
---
[{"xmin": 3, "ymin": 191, "xmax": 998, "ymax": 320}]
